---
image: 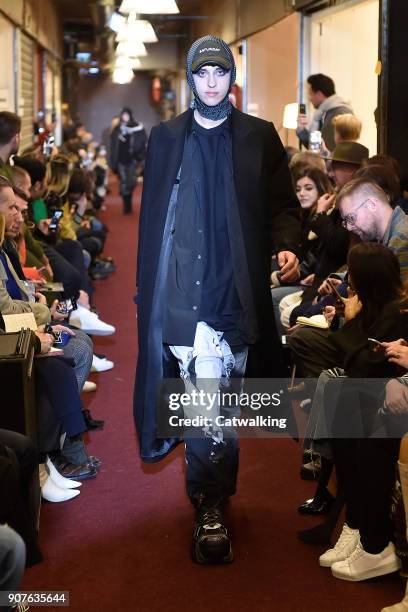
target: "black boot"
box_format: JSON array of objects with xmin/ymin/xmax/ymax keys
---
[
  {"xmin": 192, "ymin": 500, "xmax": 233, "ymax": 564},
  {"xmin": 298, "ymin": 457, "xmax": 334, "ymax": 515},
  {"xmin": 82, "ymin": 409, "xmax": 105, "ymax": 431}
]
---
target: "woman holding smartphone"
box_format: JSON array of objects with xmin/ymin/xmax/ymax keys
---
[{"xmin": 314, "ymin": 242, "xmax": 408, "ymax": 582}]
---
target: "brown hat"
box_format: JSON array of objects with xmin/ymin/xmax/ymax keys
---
[{"xmin": 328, "ymin": 142, "xmax": 369, "ymax": 165}]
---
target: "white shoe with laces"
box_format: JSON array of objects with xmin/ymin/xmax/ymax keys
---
[
  {"xmin": 69, "ymin": 304, "xmax": 115, "ymax": 336},
  {"xmin": 319, "ymin": 523, "xmax": 360, "ymax": 567},
  {"xmin": 91, "ymin": 354, "xmax": 114, "ymax": 372},
  {"xmin": 331, "ymin": 541, "xmax": 401, "ymax": 581}
]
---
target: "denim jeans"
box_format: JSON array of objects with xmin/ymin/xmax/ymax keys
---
[{"xmin": 170, "ymin": 322, "xmax": 248, "ymax": 505}]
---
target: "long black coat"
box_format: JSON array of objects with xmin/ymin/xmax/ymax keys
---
[{"xmin": 133, "ymin": 107, "xmax": 301, "ymax": 462}]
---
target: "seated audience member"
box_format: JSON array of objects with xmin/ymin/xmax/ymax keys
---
[
  {"xmin": 67, "ymin": 168, "xmax": 114, "ymax": 280},
  {"xmin": 291, "ymin": 178, "xmax": 408, "ymax": 544},
  {"xmin": 0, "ymin": 525, "xmax": 26, "ymax": 589},
  {"xmin": 332, "ymin": 113, "xmax": 362, "ymax": 145},
  {"xmin": 271, "ymin": 165, "xmax": 335, "ymax": 335},
  {"xmin": 14, "ymin": 157, "xmax": 115, "ymax": 334},
  {"xmin": 0, "ymin": 315, "xmax": 98, "ymax": 490},
  {"xmin": 280, "ymin": 142, "xmax": 370, "ymax": 330},
  {"xmin": 290, "ymin": 178, "xmax": 408, "ymax": 376},
  {"xmin": 0, "ymin": 177, "xmax": 50, "ymax": 325},
  {"xmin": 0, "ymin": 205, "xmax": 101, "ymax": 471},
  {"xmin": 363, "ymin": 154, "xmax": 408, "ymax": 213},
  {"xmin": 2, "ymin": 191, "xmax": 103, "ymax": 430},
  {"xmin": 0, "ymin": 429, "xmax": 42, "ymax": 566},
  {"xmin": 290, "ymin": 151, "xmax": 327, "ymax": 175},
  {"xmin": 13, "ymin": 155, "xmax": 83, "ymax": 293},
  {"xmin": 314, "ymin": 243, "xmax": 408, "ymax": 582},
  {"xmin": 355, "ymin": 161, "xmax": 401, "ymax": 207},
  {"xmin": 287, "ymin": 156, "xmax": 405, "ymax": 332},
  {"xmin": 9, "ymin": 163, "xmax": 53, "ymax": 281}
]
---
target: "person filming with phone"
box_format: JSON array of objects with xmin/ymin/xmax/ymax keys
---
[{"xmin": 297, "ymin": 74, "xmax": 354, "ymax": 152}]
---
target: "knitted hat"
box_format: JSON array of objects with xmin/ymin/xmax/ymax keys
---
[{"xmin": 186, "ymin": 35, "xmax": 236, "ymax": 121}]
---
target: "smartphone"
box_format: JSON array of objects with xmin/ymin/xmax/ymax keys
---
[
  {"xmin": 56, "ymin": 298, "xmax": 77, "ymax": 315},
  {"xmin": 326, "ymin": 278, "xmax": 344, "ymax": 302},
  {"xmin": 299, "ymin": 103, "xmax": 306, "ymax": 115},
  {"xmin": 48, "ymin": 209, "xmax": 63, "ymax": 232},
  {"xmin": 309, "ymin": 130, "xmax": 322, "ymax": 152},
  {"xmin": 53, "ymin": 330, "xmax": 71, "ymax": 348},
  {"xmin": 43, "ymin": 135, "xmax": 55, "ymax": 157}
]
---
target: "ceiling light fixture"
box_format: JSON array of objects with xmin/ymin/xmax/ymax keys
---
[
  {"xmin": 116, "ymin": 40, "xmax": 147, "ymax": 57},
  {"xmin": 115, "ymin": 55, "xmax": 142, "ymax": 69},
  {"xmin": 113, "ymin": 66, "xmax": 134, "ymax": 84},
  {"xmin": 108, "ymin": 11, "xmax": 126, "ymax": 32},
  {"xmin": 116, "ymin": 15, "xmax": 158, "ymax": 43}
]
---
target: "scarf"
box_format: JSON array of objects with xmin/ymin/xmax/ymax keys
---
[{"xmin": 308, "ymin": 95, "xmax": 353, "ymax": 133}]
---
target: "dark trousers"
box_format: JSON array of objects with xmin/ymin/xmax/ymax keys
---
[
  {"xmin": 288, "ymin": 326, "xmax": 338, "ymax": 378},
  {"xmin": 184, "ymin": 346, "xmax": 248, "ymax": 506},
  {"xmin": 118, "ymin": 161, "xmax": 137, "ymax": 213},
  {"xmin": 34, "ymin": 357, "xmax": 86, "ymax": 452},
  {"xmin": 0, "ymin": 430, "xmax": 42, "ymax": 566},
  {"xmin": 185, "ymin": 434, "xmax": 239, "ymax": 505},
  {"xmin": 77, "ymin": 228, "xmax": 106, "ymax": 258},
  {"xmin": 42, "ymin": 244, "xmax": 82, "ymax": 299},
  {"xmin": 53, "ymin": 239, "xmax": 92, "ymax": 296},
  {"xmin": 332, "ymin": 436, "xmax": 400, "ymax": 553}
]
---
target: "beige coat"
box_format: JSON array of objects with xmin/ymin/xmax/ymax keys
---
[{"xmin": 0, "ymin": 251, "xmax": 50, "ymax": 326}]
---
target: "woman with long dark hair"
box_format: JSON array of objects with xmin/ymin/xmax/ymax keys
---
[
  {"xmin": 317, "ymin": 242, "xmax": 408, "ymax": 581},
  {"xmin": 272, "ymin": 165, "xmax": 335, "ymax": 334}
]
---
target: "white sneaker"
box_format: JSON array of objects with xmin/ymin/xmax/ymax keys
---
[
  {"xmin": 331, "ymin": 541, "xmax": 401, "ymax": 581},
  {"xmin": 82, "ymin": 380, "xmax": 97, "ymax": 392},
  {"xmin": 69, "ymin": 304, "xmax": 115, "ymax": 336},
  {"xmin": 91, "ymin": 354, "xmax": 114, "ymax": 372},
  {"xmin": 319, "ymin": 524, "xmax": 360, "ymax": 567}
]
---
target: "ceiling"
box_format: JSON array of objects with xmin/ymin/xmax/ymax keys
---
[{"xmin": 55, "ymin": 0, "xmax": 208, "ymax": 60}]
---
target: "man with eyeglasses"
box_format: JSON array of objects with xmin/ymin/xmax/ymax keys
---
[
  {"xmin": 339, "ymin": 179, "xmax": 408, "ymax": 273},
  {"xmin": 288, "ymin": 177, "xmax": 408, "ymax": 381}
]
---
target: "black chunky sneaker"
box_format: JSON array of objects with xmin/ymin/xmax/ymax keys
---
[{"xmin": 192, "ymin": 504, "xmax": 233, "ymax": 564}]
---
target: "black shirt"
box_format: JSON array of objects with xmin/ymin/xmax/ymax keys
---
[
  {"xmin": 193, "ymin": 118, "xmax": 241, "ymax": 332},
  {"xmin": 162, "ymin": 116, "xmax": 242, "ymax": 346}
]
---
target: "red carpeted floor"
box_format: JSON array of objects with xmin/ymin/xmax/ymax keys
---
[{"xmin": 23, "ymin": 180, "xmax": 403, "ymax": 611}]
